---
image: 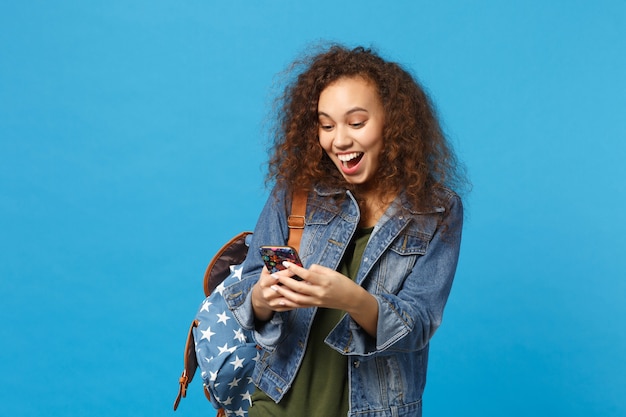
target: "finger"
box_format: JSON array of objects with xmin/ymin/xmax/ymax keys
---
[
  {"xmin": 260, "ymin": 266, "xmax": 282, "ymax": 287},
  {"xmin": 271, "ymin": 266, "xmax": 297, "ymax": 279},
  {"xmin": 271, "ymin": 295, "xmax": 302, "ymax": 310},
  {"xmin": 273, "ymin": 273, "xmax": 309, "ymax": 293},
  {"xmin": 270, "ymin": 279, "xmax": 316, "ymax": 307},
  {"xmin": 265, "ymin": 285, "xmax": 300, "ymax": 310},
  {"xmin": 281, "ymin": 261, "xmax": 310, "ymax": 282}
]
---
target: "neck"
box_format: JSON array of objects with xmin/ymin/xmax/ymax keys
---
[{"xmin": 356, "ymin": 190, "xmax": 395, "ymax": 228}]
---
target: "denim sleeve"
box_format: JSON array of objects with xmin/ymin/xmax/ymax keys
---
[
  {"xmin": 329, "ymin": 192, "xmax": 464, "ymax": 356},
  {"xmin": 378, "ymin": 193, "xmax": 463, "ymax": 353},
  {"xmin": 222, "ymin": 187, "xmax": 292, "ymax": 349}
]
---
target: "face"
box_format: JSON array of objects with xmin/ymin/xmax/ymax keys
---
[{"xmin": 317, "ymin": 76, "xmax": 385, "ymax": 188}]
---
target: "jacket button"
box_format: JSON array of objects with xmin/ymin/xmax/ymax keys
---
[{"xmin": 352, "ymin": 361, "xmax": 360, "ymax": 368}]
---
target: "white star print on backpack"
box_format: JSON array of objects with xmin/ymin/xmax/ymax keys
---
[{"xmin": 193, "ymin": 262, "xmax": 258, "ymax": 416}]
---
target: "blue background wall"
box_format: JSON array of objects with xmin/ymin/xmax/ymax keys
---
[{"xmin": 1, "ymin": 1, "xmax": 624, "ymax": 416}]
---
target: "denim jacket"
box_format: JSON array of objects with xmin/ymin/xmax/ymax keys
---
[{"xmin": 223, "ymin": 185, "xmax": 463, "ymax": 417}]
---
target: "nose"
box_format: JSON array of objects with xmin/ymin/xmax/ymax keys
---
[{"xmin": 333, "ymin": 124, "xmax": 352, "ymax": 148}]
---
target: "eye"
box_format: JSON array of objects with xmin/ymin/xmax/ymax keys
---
[
  {"xmin": 319, "ymin": 122, "xmax": 334, "ymax": 131},
  {"xmin": 349, "ymin": 121, "xmax": 366, "ymax": 128}
]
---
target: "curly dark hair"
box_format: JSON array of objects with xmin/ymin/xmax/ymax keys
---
[{"xmin": 267, "ymin": 44, "xmax": 467, "ymax": 212}]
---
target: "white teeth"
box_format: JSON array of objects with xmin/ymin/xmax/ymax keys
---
[{"xmin": 337, "ymin": 152, "xmax": 362, "ymax": 162}]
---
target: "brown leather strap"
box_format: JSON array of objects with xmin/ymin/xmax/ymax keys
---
[
  {"xmin": 287, "ymin": 190, "xmax": 307, "ymax": 252},
  {"xmin": 173, "ymin": 319, "xmax": 199, "ymax": 410}
]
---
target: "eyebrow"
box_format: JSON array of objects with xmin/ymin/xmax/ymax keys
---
[{"xmin": 318, "ymin": 107, "xmax": 369, "ymax": 118}]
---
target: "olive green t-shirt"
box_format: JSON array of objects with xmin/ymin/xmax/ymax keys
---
[{"xmin": 249, "ymin": 227, "xmax": 373, "ymax": 417}]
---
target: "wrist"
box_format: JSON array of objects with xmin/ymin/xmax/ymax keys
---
[
  {"xmin": 347, "ymin": 287, "xmax": 379, "ymax": 337},
  {"xmin": 251, "ymin": 283, "xmax": 274, "ymax": 322}
]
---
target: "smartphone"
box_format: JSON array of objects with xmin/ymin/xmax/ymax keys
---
[{"xmin": 259, "ymin": 245, "xmax": 303, "ymax": 280}]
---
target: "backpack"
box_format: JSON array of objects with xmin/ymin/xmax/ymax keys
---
[{"xmin": 173, "ymin": 192, "xmax": 307, "ymax": 416}]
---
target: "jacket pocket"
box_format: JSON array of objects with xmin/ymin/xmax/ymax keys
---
[{"xmin": 388, "ymin": 216, "xmax": 438, "ymax": 256}]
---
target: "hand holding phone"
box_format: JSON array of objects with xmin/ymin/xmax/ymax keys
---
[{"xmin": 259, "ymin": 246, "xmax": 303, "ymax": 280}]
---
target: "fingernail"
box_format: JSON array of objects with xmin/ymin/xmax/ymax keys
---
[
  {"xmin": 271, "ymin": 273, "xmax": 279, "ymax": 279},
  {"xmin": 270, "ymin": 285, "xmax": 279, "ymax": 292}
]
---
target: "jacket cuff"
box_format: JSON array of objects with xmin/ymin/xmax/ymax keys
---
[{"xmin": 223, "ymin": 277, "xmax": 285, "ymax": 350}]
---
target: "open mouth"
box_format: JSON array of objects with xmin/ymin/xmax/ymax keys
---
[{"xmin": 338, "ymin": 152, "xmax": 364, "ymax": 169}]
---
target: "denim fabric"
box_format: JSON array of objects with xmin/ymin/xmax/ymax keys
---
[{"xmin": 223, "ymin": 185, "xmax": 463, "ymax": 417}]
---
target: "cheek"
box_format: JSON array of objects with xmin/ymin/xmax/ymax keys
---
[
  {"xmin": 363, "ymin": 129, "xmax": 384, "ymax": 152},
  {"xmin": 318, "ymin": 133, "xmax": 332, "ymax": 153}
]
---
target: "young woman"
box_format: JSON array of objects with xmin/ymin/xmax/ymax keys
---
[{"xmin": 223, "ymin": 44, "xmax": 467, "ymax": 417}]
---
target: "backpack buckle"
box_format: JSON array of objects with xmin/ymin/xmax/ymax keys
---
[{"xmin": 288, "ymin": 215, "xmax": 305, "ymax": 229}]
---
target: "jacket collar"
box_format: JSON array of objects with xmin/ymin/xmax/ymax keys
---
[{"xmin": 312, "ymin": 185, "xmax": 447, "ymax": 216}]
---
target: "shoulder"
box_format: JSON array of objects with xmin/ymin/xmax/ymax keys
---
[
  {"xmin": 402, "ymin": 186, "xmax": 462, "ymax": 216},
  {"xmin": 401, "ymin": 186, "xmax": 463, "ymax": 241},
  {"xmin": 435, "ymin": 186, "xmax": 463, "ymax": 217}
]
